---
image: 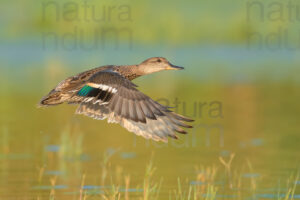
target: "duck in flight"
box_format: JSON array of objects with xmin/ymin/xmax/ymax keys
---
[{"xmin": 39, "ymin": 57, "xmax": 194, "ymax": 142}]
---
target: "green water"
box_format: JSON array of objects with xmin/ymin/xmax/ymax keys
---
[{"xmin": 1, "ymin": 73, "xmax": 299, "ymax": 199}]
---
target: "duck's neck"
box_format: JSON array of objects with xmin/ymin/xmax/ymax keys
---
[{"xmin": 115, "ymin": 65, "xmax": 143, "ymax": 80}]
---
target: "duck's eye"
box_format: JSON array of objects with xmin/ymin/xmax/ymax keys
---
[{"xmin": 157, "ymin": 59, "xmax": 161, "ymax": 62}]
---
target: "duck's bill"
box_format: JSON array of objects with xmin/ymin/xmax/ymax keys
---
[{"xmin": 169, "ymin": 64, "xmax": 184, "ymax": 70}]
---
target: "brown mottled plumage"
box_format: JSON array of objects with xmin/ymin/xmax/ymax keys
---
[{"xmin": 39, "ymin": 57, "xmax": 193, "ymax": 142}]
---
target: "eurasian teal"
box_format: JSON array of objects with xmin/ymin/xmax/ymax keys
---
[{"xmin": 39, "ymin": 57, "xmax": 193, "ymax": 142}]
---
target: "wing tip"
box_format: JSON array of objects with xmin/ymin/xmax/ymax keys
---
[
  {"xmin": 171, "ymin": 112, "xmax": 194, "ymax": 122},
  {"xmin": 175, "ymin": 129, "xmax": 188, "ymax": 134},
  {"xmin": 168, "ymin": 134, "xmax": 178, "ymax": 140}
]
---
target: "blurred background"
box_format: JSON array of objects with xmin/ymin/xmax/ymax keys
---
[{"xmin": 0, "ymin": 0, "xmax": 299, "ymax": 199}]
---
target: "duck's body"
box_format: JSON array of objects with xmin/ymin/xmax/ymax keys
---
[{"xmin": 39, "ymin": 57, "xmax": 193, "ymax": 142}]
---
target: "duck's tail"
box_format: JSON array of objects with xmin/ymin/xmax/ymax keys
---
[{"xmin": 38, "ymin": 89, "xmax": 71, "ymax": 107}]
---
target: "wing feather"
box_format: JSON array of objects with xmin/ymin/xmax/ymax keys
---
[{"xmin": 72, "ymin": 70, "xmax": 193, "ymax": 142}]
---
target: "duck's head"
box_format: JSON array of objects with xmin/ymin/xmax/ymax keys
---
[{"xmin": 138, "ymin": 57, "xmax": 184, "ymax": 75}]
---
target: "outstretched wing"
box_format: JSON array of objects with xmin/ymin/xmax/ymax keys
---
[{"xmin": 71, "ymin": 70, "xmax": 194, "ymax": 142}]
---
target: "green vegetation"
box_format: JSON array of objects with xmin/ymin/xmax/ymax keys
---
[
  {"xmin": 3, "ymin": 0, "xmax": 300, "ymax": 45},
  {"xmin": 32, "ymin": 145, "xmax": 300, "ymax": 199}
]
